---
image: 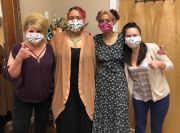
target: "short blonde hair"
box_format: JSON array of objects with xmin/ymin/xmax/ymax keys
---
[{"xmin": 23, "ymin": 13, "xmax": 49, "ymax": 37}]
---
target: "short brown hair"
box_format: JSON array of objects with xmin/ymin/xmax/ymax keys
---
[
  {"xmin": 23, "ymin": 13, "xmax": 49, "ymax": 37},
  {"xmin": 96, "ymin": 9, "xmax": 120, "ymax": 22}
]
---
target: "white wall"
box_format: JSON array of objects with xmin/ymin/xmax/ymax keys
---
[
  {"xmin": 51, "ymin": 0, "xmax": 110, "ymax": 35},
  {"xmin": 19, "ymin": 0, "xmax": 52, "ymax": 22},
  {"xmin": 19, "ymin": 0, "xmax": 110, "ymax": 35}
]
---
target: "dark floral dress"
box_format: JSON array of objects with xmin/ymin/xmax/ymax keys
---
[{"xmin": 92, "ymin": 33, "xmax": 130, "ymax": 133}]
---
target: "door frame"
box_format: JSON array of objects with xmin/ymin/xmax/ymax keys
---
[{"xmin": 1, "ymin": 0, "xmax": 22, "ymax": 55}]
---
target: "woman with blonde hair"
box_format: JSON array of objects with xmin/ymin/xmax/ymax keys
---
[{"xmin": 4, "ymin": 13, "xmax": 54, "ymax": 133}]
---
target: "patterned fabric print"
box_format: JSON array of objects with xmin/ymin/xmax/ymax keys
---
[
  {"xmin": 67, "ymin": 19, "xmax": 84, "ymax": 32},
  {"xmin": 125, "ymin": 35, "xmax": 141, "ymax": 48},
  {"xmin": 92, "ymin": 33, "xmax": 130, "ymax": 133},
  {"xmin": 25, "ymin": 32, "xmax": 44, "ymax": 45},
  {"xmin": 128, "ymin": 66, "xmax": 152, "ymax": 102}
]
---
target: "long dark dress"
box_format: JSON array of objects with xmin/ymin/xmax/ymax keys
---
[
  {"xmin": 56, "ymin": 48, "xmax": 92, "ymax": 133},
  {"xmin": 92, "ymin": 33, "xmax": 130, "ymax": 133}
]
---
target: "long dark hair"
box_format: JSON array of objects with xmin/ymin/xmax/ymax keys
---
[{"xmin": 122, "ymin": 22, "xmax": 147, "ymax": 66}]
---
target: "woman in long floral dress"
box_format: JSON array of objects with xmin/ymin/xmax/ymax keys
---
[{"xmin": 92, "ymin": 9, "xmax": 130, "ymax": 133}]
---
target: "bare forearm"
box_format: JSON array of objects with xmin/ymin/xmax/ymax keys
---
[{"xmin": 8, "ymin": 56, "xmax": 23, "ymax": 78}]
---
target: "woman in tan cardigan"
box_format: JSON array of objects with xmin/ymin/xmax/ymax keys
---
[{"xmin": 51, "ymin": 6, "xmax": 96, "ymax": 133}]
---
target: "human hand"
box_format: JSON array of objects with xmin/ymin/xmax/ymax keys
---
[
  {"xmin": 16, "ymin": 45, "xmax": 30, "ymax": 61},
  {"xmin": 148, "ymin": 56, "xmax": 160, "ymax": 70},
  {"xmin": 157, "ymin": 45, "xmax": 166, "ymax": 55}
]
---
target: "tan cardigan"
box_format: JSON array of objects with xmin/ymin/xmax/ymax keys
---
[
  {"xmin": 51, "ymin": 31, "xmax": 96, "ymax": 120},
  {"xmin": 125, "ymin": 43, "xmax": 173, "ymax": 102}
]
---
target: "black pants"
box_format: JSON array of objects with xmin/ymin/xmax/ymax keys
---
[
  {"xmin": 0, "ymin": 112, "xmax": 12, "ymax": 132},
  {"xmin": 13, "ymin": 96, "xmax": 52, "ymax": 133},
  {"xmin": 0, "ymin": 118, "xmax": 3, "ymax": 133}
]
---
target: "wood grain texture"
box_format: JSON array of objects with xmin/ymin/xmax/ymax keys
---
[{"xmin": 119, "ymin": 0, "xmax": 180, "ymax": 132}]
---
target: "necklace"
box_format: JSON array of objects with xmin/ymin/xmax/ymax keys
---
[
  {"xmin": 69, "ymin": 36, "xmax": 81, "ymax": 48},
  {"xmin": 24, "ymin": 44, "xmax": 46, "ymax": 63}
]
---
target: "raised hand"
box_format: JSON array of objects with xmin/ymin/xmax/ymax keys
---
[
  {"xmin": 148, "ymin": 56, "xmax": 161, "ymax": 70},
  {"xmin": 16, "ymin": 45, "xmax": 30, "ymax": 61}
]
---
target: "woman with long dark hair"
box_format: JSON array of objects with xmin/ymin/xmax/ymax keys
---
[{"xmin": 123, "ymin": 22, "xmax": 173, "ymax": 133}]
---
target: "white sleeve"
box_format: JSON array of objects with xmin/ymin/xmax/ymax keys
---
[{"xmin": 164, "ymin": 61, "xmax": 173, "ymax": 71}]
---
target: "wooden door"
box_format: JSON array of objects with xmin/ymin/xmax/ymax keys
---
[
  {"xmin": 119, "ymin": 0, "xmax": 180, "ymax": 133},
  {"xmin": 0, "ymin": 0, "xmax": 22, "ymax": 115}
]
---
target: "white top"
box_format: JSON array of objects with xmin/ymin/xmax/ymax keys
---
[
  {"xmin": 125, "ymin": 43, "xmax": 173, "ymax": 102},
  {"xmin": 128, "ymin": 64, "xmax": 152, "ymax": 102}
]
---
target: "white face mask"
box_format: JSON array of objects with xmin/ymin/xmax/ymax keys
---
[
  {"xmin": 25, "ymin": 32, "xmax": 44, "ymax": 45},
  {"xmin": 67, "ymin": 19, "xmax": 84, "ymax": 32},
  {"xmin": 125, "ymin": 35, "xmax": 142, "ymax": 48}
]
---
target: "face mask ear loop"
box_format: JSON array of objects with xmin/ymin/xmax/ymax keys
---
[{"xmin": 112, "ymin": 19, "xmax": 117, "ymax": 26}]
